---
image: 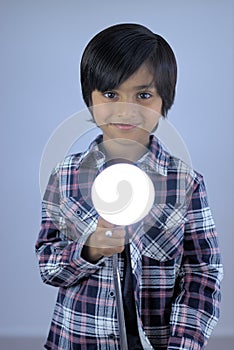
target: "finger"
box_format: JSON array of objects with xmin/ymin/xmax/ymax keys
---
[
  {"xmin": 107, "ymin": 228, "xmax": 126, "ymax": 239},
  {"xmin": 103, "ymin": 237, "xmax": 125, "ymax": 248},
  {"xmin": 102, "ymin": 245, "xmax": 125, "ymax": 257},
  {"xmin": 98, "ymin": 216, "xmax": 116, "ymax": 229},
  {"xmin": 98, "ymin": 217, "xmax": 126, "ymax": 230},
  {"xmin": 101, "ymin": 229, "xmax": 125, "ymax": 247}
]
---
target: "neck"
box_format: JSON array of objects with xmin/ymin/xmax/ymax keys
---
[{"xmin": 100, "ymin": 137, "xmax": 150, "ymax": 163}]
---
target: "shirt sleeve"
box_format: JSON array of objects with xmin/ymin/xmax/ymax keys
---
[
  {"xmin": 168, "ymin": 175, "xmax": 224, "ymax": 349},
  {"xmin": 35, "ymin": 165, "xmax": 106, "ymax": 288}
]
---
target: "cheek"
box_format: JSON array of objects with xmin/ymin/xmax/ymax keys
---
[
  {"xmin": 158, "ymin": 100, "xmax": 163, "ymax": 115},
  {"xmin": 143, "ymin": 106, "xmax": 161, "ymax": 129},
  {"xmin": 154, "ymin": 98, "xmax": 163, "ymax": 114},
  {"xmin": 92, "ymin": 104, "xmax": 113, "ymax": 126}
]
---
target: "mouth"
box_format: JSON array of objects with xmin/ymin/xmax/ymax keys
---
[{"xmin": 110, "ymin": 123, "xmax": 138, "ymax": 130}]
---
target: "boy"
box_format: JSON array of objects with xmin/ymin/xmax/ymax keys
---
[{"xmin": 36, "ymin": 23, "xmax": 223, "ymax": 349}]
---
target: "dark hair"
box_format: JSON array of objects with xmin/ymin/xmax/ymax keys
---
[{"xmin": 80, "ymin": 23, "xmax": 177, "ymax": 117}]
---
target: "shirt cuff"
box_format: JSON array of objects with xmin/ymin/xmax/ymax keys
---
[{"xmin": 71, "ymin": 232, "xmax": 106, "ymax": 270}]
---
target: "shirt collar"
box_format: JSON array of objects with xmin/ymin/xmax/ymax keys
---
[
  {"xmin": 75, "ymin": 134, "xmax": 106, "ymax": 170},
  {"xmin": 76, "ymin": 134, "xmax": 169, "ymax": 176},
  {"xmin": 137, "ymin": 135, "xmax": 169, "ymax": 176}
]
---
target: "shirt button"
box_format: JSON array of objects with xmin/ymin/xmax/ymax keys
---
[
  {"xmin": 109, "ymin": 290, "xmax": 115, "ymax": 298},
  {"xmin": 108, "ymin": 333, "xmax": 116, "ymax": 340},
  {"xmin": 76, "ymin": 209, "xmax": 81, "ymax": 216}
]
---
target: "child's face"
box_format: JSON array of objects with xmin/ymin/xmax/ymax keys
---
[{"xmin": 91, "ymin": 64, "xmax": 162, "ymax": 148}]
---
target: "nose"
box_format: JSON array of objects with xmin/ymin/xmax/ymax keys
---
[{"xmin": 113, "ymin": 102, "xmax": 139, "ymax": 119}]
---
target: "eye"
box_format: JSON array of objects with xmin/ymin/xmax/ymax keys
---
[
  {"xmin": 103, "ymin": 91, "xmax": 117, "ymax": 99},
  {"xmin": 137, "ymin": 92, "xmax": 152, "ymax": 99}
]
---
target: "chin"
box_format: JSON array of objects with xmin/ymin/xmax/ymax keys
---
[{"xmin": 110, "ymin": 136, "xmax": 148, "ymax": 147}]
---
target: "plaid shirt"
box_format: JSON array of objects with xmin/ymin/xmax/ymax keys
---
[{"xmin": 36, "ymin": 135, "xmax": 223, "ymax": 350}]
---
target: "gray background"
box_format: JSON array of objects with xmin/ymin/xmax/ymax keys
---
[{"xmin": 1, "ymin": 0, "xmax": 233, "ymax": 344}]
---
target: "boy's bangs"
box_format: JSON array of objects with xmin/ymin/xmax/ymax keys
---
[{"xmin": 91, "ymin": 42, "xmax": 154, "ymax": 92}]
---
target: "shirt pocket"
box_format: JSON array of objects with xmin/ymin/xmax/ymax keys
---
[
  {"xmin": 60, "ymin": 196, "xmax": 98, "ymax": 239},
  {"xmin": 142, "ymin": 203, "xmax": 187, "ymax": 262}
]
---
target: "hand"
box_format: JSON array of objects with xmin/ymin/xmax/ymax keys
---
[{"xmin": 82, "ymin": 217, "xmax": 126, "ymax": 263}]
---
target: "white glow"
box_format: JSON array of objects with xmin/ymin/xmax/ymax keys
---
[{"xmin": 91, "ymin": 163, "xmax": 155, "ymax": 225}]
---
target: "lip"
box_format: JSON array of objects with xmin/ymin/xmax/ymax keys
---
[{"xmin": 110, "ymin": 123, "xmax": 137, "ymax": 130}]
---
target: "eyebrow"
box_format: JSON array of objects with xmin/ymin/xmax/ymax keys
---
[{"xmin": 132, "ymin": 81, "xmax": 155, "ymax": 90}]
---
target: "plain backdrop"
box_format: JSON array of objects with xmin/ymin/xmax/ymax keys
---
[{"xmin": 0, "ymin": 0, "xmax": 233, "ymax": 340}]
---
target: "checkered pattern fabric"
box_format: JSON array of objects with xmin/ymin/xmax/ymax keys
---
[{"xmin": 35, "ymin": 135, "xmax": 223, "ymax": 349}]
